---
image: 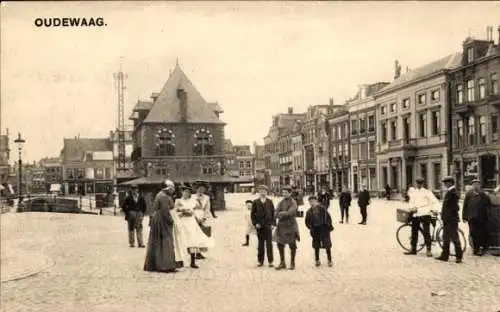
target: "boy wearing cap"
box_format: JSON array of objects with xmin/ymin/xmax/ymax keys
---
[
  {"xmin": 305, "ymin": 196, "xmax": 334, "ymax": 267},
  {"xmin": 462, "ymin": 179, "xmax": 491, "ymax": 256},
  {"xmin": 251, "ymin": 185, "xmax": 275, "ymax": 267},
  {"xmin": 436, "ymin": 176, "xmax": 463, "ymax": 263},
  {"xmin": 242, "ymin": 200, "xmax": 255, "ymax": 246}
]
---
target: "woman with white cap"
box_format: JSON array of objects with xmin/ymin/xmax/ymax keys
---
[
  {"xmin": 173, "ymin": 184, "xmax": 215, "ymax": 268},
  {"xmin": 144, "ymin": 179, "xmax": 184, "ymax": 273}
]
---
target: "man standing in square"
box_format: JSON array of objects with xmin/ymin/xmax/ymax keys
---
[
  {"xmin": 436, "ymin": 176, "xmax": 463, "ymax": 263},
  {"xmin": 462, "ymin": 179, "xmax": 491, "ymax": 256},
  {"xmin": 274, "ymin": 186, "xmax": 300, "ymax": 270},
  {"xmin": 251, "ymin": 185, "xmax": 275, "ymax": 267},
  {"xmin": 357, "ymin": 184, "xmax": 371, "ymax": 225}
]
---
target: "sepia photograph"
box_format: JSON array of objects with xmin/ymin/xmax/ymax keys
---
[{"xmin": 1, "ymin": 1, "xmax": 500, "ymax": 311}]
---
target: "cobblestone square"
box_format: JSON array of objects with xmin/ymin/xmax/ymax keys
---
[{"xmin": 1, "ymin": 194, "xmax": 499, "ymax": 312}]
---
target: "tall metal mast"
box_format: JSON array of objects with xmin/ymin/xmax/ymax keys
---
[{"xmin": 114, "ymin": 68, "xmax": 127, "ymax": 171}]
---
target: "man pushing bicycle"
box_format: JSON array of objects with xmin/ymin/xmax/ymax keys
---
[{"xmin": 405, "ymin": 177, "xmax": 440, "ymax": 257}]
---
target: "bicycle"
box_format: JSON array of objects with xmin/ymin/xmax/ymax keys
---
[{"xmin": 396, "ymin": 209, "xmax": 467, "ymax": 256}]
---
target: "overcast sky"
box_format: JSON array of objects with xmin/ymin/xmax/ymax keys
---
[{"xmin": 1, "ymin": 1, "xmax": 499, "ymax": 162}]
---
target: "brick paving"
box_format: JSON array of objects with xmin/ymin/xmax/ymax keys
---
[{"xmin": 1, "ymin": 194, "xmax": 499, "ymax": 312}]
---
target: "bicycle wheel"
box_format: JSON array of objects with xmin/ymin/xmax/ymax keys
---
[
  {"xmin": 396, "ymin": 224, "xmax": 425, "ymax": 252},
  {"xmin": 436, "ymin": 227, "xmax": 468, "ymax": 255}
]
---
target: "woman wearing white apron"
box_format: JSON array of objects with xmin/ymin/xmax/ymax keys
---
[{"xmin": 173, "ymin": 185, "xmax": 214, "ymax": 268}]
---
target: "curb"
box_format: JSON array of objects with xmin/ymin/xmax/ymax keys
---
[{"xmin": 1, "ymin": 255, "xmax": 55, "ymax": 283}]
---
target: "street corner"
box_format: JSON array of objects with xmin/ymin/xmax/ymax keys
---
[{"xmin": 1, "ymin": 250, "xmax": 54, "ymax": 283}]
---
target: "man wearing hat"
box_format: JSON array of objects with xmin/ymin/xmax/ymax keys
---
[
  {"xmin": 436, "ymin": 176, "xmax": 463, "ymax": 263},
  {"xmin": 251, "ymin": 184, "xmax": 276, "ymax": 267},
  {"xmin": 405, "ymin": 177, "xmax": 440, "ymax": 257},
  {"xmin": 274, "ymin": 185, "xmax": 300, "ymax": 270},
  {"xmin": 462, "ymin": 179, "xmax": 491, "ymax": 256},
  {"xmin": 121, "ymin": 185, "xmax": 147, "ymax": 248},
  {"xmin": 357, "ymin": 184, "xmax": 371, "ymax": 225}
]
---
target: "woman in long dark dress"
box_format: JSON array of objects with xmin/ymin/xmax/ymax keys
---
[{"xmin": 144, "ymin": 180, "xmax": 183, "ymax": 273}]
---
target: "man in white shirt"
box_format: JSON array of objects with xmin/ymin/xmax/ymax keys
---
[{"xmin": 405, "ymin": 177, "xmax": 440, "ymax": 257}]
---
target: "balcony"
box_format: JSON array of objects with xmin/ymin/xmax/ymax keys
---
[
  {"xmin": 490, "ymin": 93, "xmax": 500, "ymax": 109},
  {"xmin": 351, "ymin": 129, "xmax": 358, "ymax": 135},
  {"xmin": 454, "ymin": 103, "xmax": 473, "ymax": 116},
  {"xmin": 368, "ymin": 126, "xmax": 375, "ymax": 133},
  {"xmin": 387, "ymin": 138, "xmax": 417, "ymax": 150}
]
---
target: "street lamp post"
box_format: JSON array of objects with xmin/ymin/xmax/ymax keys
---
[{"xmin": 14, "ymin": 133, "xmax": 25, "ymax": 205}]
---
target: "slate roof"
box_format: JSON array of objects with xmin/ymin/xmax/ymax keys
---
[
  {"xmin": 379, "ymin": 53, "xmax": 462, "ymax": 93},
  {"xmin": 143, "ymin": 65, "xmax": 224, "ymax": 124},
  {"xmin": 61, "ymin": 138, "xmax": 112, "ymax": 162},
  {"xmin": 133, "ymin": 100, "xmax": 153, "ymax": 111}
]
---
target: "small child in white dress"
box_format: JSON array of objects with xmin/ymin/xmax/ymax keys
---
[{"xmin": 242, "ymin": 200, "xmax": 255, "ymax": 246}]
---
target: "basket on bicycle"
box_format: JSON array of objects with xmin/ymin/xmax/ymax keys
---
[{"xmin": 396, "ymin": 208, "xmax": 412, "ymax": 223}]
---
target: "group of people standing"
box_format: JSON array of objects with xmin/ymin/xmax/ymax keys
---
[
  {"xmin": 317, "ymin": 184, "xmax": 371, "ymax": 225},
  {"xmin": 404, "ymin": 175, "xmax": 494, "ymax": 263},
  {"xmin": 246, "ymin": 185, "xmax": 335, "ymax": 269},
  {"xmin": 121, "ymin": 180, "xmax": 215, "ymax": 273}
]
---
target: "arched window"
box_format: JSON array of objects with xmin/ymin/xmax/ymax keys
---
[
  {"xmin": 193, "ymin": 128, "xmax": 214, "ymax": 156},
  {"xmin": 155, "ymin": 128, "xmax": 176, "ymax": 156}
]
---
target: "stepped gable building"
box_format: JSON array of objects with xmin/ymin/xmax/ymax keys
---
[
  {"xmin": 263, "ymin": 107, "xmax": 305, "ymax": 192},
  {"xmin": 450, "ymin": 26, "xmax": 500, "ymax": 192},
  {"xmin": 347, "ymin": 82, "xmax": 388, "ymax": 194},
  {"xmin": 125, "ymin": 63, "xmax": 247, "ymax": 210},
  {"xmin": 375, "ymin": 53, "xmax": 462, "ymax": 196}
]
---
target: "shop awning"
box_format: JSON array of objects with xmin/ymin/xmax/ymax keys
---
[
  {"xmin": 121, "ymin": 176, "xmax": 253, "ymax": 186},
  {"xmin": 239, "ymin": 183, "xmax": 254, "ymax": 187}
]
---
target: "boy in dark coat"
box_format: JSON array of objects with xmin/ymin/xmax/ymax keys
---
[
  {"xmin": 305, "ymin": 196, "xmax": 334, "ymax": 267},
  {"xmin": 462, "ymin": 179, "xmax": 491, "ymax": 256}
]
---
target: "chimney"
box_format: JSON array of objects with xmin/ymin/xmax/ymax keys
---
[
  {"xmin": 150, "ymin": 92, "xmax": 159, "ymax": 102},
  {"xmin": 177, "ymin": 88, "xmax": 187, "ymax": 122},
  {"xmin": 329, "ymin": 97, "xmax": 334, "ymax": 106},
  {"xmin": 288, "ymin": 107, "xmax": 293, "ymax": 114},
  {"xmin": 498, "ymin": 26, "xmax": 500, "ymax": 45},
  {"xmin": 394, "ymin": 60, "xmax": 402, "ymax": 79}
]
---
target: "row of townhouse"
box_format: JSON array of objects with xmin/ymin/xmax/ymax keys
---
[{"xmin": 263, "ymin": 27, "xmax": 500, "ymax": 196}]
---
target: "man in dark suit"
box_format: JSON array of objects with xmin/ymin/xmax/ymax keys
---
[
  {"xmin": 358, "ymin": 184, "xmax": 371, "ymax": 225},
  {"xmin": 121, "ymin": 186, "xmax": 147, "ymax": 248},
  {"xmin": 462, "ymin": 179, "xmax": 491, "ymax": 256},
  {"xmin": 317, "ymin": 185, "xmax": 333, "ymax": 210},
  {"xmin": 436, "ymin": 176, "xmax": 463, "ymax": 263},
  {"xmin": 339, "ymin": 186, "xmax": 352, "ymax": 224},
  {"xmin": 251, "ymin": 185, "xmax": 275, "ymax": 268}
]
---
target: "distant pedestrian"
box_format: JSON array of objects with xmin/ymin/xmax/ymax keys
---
[
  {"xmin": 242, "ymin": 200, "xmax": 255, "ymax": 246},
  {"xmin": 339, "ymin": 186, "xmax": 352, "ymax": 224},
  {"xmin": 436, "ymin": 176, "xmax": 463, "ymax": 263},
  {"xmin": 462, "ymin": 179, "xmax": 491, "ymax": 256},
  {"xmin": 358, "ymin": 185, "xmax": 371, "ymax": 225},
  {"xmin": 318, "ymin": 185, "xmax": 333, "ymax": 209},
  {"xmin": 274, "ymin": 186, "xmax": 300, "ymax": 270},
  {"xmin": 385, "ymin": 184, "xmax": 391, "ymax": 200},
  {"xmin": 144, "ymin": 180, "xmax": 183, "ymax": 273},
  {"xmin": 305, "ymin": 196, "xmax": 334, "ymax": 267},
  {"xmin": 121, "ymin": 186, "xmax": 147, "ymax": 248},
  {"xmin": 251, "ymin": 185, "xmax": 275, "ymax": 267}
]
